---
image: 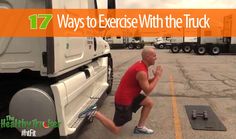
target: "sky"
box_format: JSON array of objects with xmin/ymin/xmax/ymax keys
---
[{"xmin": 97, "ymin": 0, "xmax": 236, "ymax": 9}]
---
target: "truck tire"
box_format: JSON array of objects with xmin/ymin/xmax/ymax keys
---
[
  {"xmin": 128, "ymin": 44, "xmax": 134, "ymax": 49},
  {"xmin": 107, "ymin": 56, "xmax": 113, "ymax": 94},
  {"xmin": 9, "ymin": 85, "xmax": 58, "ymax": 138},
  {"xmin": 195, "ymin": 45, "xmax": 207, "ymax": 55},
  {"xmin": 170, "ymin": 45, "xmax": 180, "ymax": 53},
  {"xmin": 136, "ymin": 44, "xmax": 142, "ymax": 49},
  {"xmin": 183, "ymin": 45, "xmax": 192, "ymax": 53},
  {"xmin": 209, "ymin": 45, "xmax": 221, "ymax": 55},
  {"xmin": 158, "ymin": 44, "xmax": 165, "ymax": 49}
]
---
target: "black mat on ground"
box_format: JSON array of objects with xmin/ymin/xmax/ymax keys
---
[{"xmin": 185, "ymin": 105, "xmax": 226, "ymax": 131}]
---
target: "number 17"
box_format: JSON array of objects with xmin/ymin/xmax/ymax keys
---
[{"xmin": 29, "ymin": 14, "xmax": 53, "ymax": 30}]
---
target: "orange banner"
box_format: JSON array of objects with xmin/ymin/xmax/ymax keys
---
[{"xmin": 0, "ymin": 9, "xmax": 236, "ymax": 37}]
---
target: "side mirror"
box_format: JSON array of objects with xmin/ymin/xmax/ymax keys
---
[{"xmin": 108, "ymin": 0, "xmax": 116, "ymax": 9}]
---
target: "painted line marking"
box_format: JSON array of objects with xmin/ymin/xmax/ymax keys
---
[{"xmin": 169, "ymin": 75, "xmax": 183, "ymax": 139}]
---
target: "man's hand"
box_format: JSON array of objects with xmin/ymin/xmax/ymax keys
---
[
  {"xmin": 137, "ymin": 66, "xmax": 163, "ymax": 95},
  {"xmin": 152, "ymin": 66, "xmax": 163, "ymax": 78}
]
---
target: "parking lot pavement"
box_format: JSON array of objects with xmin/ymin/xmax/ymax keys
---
[{"xmin": 79, "ymin": 49, "xmax": 236, "ymax": 139}]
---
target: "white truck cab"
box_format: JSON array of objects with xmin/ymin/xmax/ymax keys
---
[
  {"xmin": 0, "ymin": 0, "xmax": 115, "ymax": 138},
  {"xmin": 154, "ymin": 37, "xmax": 171, "ymax": 49}
]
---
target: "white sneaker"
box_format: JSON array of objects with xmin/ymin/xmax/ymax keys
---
[
  {"xmin": 133, "ymin": 126, "xmax": 154, "ymax": 134},
  {"xmin": 78, "ymin": 104, "xmax": 97, "ymax": 119}
]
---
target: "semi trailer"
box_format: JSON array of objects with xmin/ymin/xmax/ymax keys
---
[
  {"xmin": 142, "ymin": 37, "xmax": 156, "ymax": 46},
  {"xmin": 169, "ymin": 37, "xmax": 198, "ymax": 53},
  {"xmin": 104, "ymin": 36, "xmax": 126, "ymax": 49},
  {"xmin": 170, "ymin": 14, "xmax": 236, "ymax": 55},
  {"xmin": 104, "ymin": 37, "xmax": 144, "ymax": 49},
  {"xmin": 193, "ymin": 14, "xmax": 236, "ymax": 55},
  {"xmin": 126, "ymin": 37, "xmax": 144, "ymax": 49}
]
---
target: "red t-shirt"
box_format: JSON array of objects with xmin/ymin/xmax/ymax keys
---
[{"xmin": 115, "ymin": 60, "xmax": 148, "ymax": 106}]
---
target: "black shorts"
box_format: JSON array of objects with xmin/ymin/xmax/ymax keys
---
[{"xmin": 113, "ymin": 94, "xmax": 146, "ymax": 126}]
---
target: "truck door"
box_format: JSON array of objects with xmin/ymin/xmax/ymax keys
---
[
  {"xmin": 0, "ymin": 2, "xmax": 11, "ymax": 57},
  {"xmin": 47, "ymin": 0, "xmax": 98, "ymax": 76}
]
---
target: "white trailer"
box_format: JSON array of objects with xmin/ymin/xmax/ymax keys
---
[
  {"xmin": 193, "ymin": 36, "xmax": 224, "ymax": 55},
  {"xmin": 0, "ymin": 0, "xmax": 115, "ymax": 138},
  {"xmin": 168, "ymin": 26, "xmax": 229, "ymax": 55},
  {"xmin": 193, "ymin": 14, "xmax": 236, "ymax": 55},
  {"xmin": 125, "ymin": 37, "xmax": 144, "ymax": 49},
  {"xmin": 103, "ymin": 37, "xmax": 144, "ymax": 49},
  {"xmin": 104, "ymin": 37, "xmax": 126, "ymax": 49},
  {"xmin": 169, "ymin": 37, "xmax": 198, "ymax": 53},
  {"xmin": 142, "ymin": 37, "xmax": 156, "ymax": 45}
]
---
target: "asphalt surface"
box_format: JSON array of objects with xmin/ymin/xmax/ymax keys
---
[
  {"xmin": 78, "ymin": 48, "xmax": 236, "ymax": 139},
  {"xmin": 1, "ymin": 48, "xmax": 236, "ymax": 139}
]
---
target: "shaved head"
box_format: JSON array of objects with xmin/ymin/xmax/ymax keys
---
[
  {"xmin": 141, "ymin": 46, "xmax": 157, "ymax": 66},
  {"xmin": 142, "ymin": 47, "xmax": 155, "ymax": 60}
]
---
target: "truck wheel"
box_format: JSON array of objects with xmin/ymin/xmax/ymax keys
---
[
  {"xmin": 9, "ymin": 85, "xmax": 58, "ymax": 137},
  {"xmin": 170, "ymin": 45, "xmax": 180, "ymax": 53},
  {"xmin": 209, "ymin": 46, "xmax": 221, "ymax": 55},
  {"xmin": 154, "ymin": 44, "xmax": 158, "ymax": 48},
  {"xmin": 136, "ymin": 44, "xmax": 142, "ymax": 49},
  {"xmin": 107, "ymin": 57, "xmax": 113, "ymax": 94},
  {"xmin": 183, "ymin": 45, "xmax": 192, "ymax": 53},
  {"xmin": 158, "ymin": 44, "xmax": 165, "ymax": 49},
  {"xmin": 195, "ymin": 46, "xmax": 206, "ymax": 55},
  {"xmin": 128, "ymin": 44, "xmax": 134, "ymax": 49}
]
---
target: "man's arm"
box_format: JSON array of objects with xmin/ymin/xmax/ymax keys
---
[
  {"xmin": 148, "ymin": 78, "xmax": 155, "ymax": 83},
  {"xmin": 136, "ymin": 71, "xmax": 159, "ymax": 96},
  {"xmin": 136, "ymin": 66, "xmax": 163, "ymax": 95}
]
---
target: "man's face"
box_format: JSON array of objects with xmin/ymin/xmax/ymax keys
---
[{"xmin": 147, "ymin": 50, "xmax": 157, "ymax": 65}]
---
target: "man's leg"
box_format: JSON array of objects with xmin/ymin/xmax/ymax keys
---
[
  {"xmin": 137, "ymin": 96, "xmax": 154, "ymax": 127},
  {"xmin": 94, "ymin": 111, "xmax": 121, "ymax": 135},
  {"xmin": 78, "ymin": 105, "xmax": 121, "ymax": 134}
]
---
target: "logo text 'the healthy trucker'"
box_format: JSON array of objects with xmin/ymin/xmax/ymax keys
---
[{"xmin": 0, "ymin": 115, "xmax": 61, "ymax": 129}]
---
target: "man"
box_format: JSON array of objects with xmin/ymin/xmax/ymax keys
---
[{"xmin": 79, "ymin": 47, "xmax": 163, "ymax": 134}]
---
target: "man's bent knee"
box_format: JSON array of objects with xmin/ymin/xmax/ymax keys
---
[
  {"xmin": 146, "ymin": 99, "xmax": 154, "ymax": 108},
  {"xmin": 141, "ymin": 97, "xmax": 154, "ymax": 108}
]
